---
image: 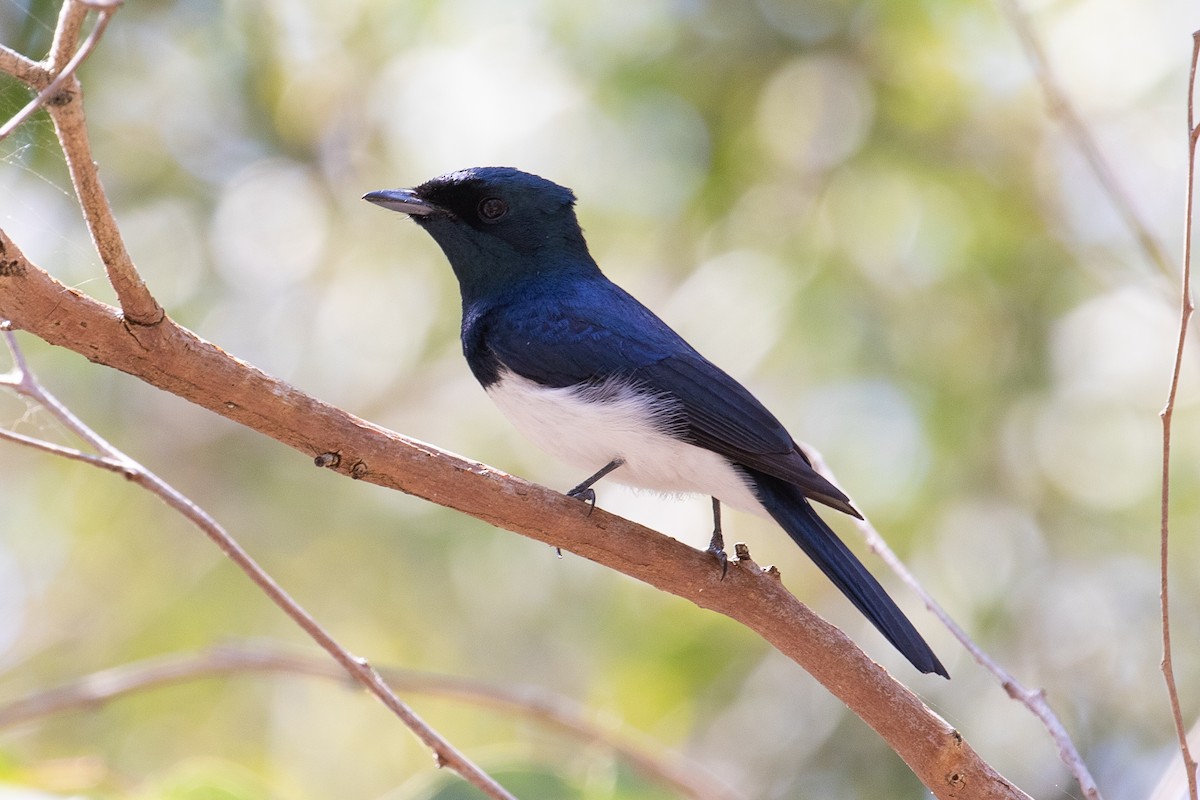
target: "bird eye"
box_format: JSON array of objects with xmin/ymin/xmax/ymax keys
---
[{"xmin": 477, "ymin": 197, "xmax": 508, "ymax": 222}]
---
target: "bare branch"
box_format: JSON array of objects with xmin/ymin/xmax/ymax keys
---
[
  {"xmin": 1151, "ymin": 718, "xmax": 1200, "ymax": 800},
  {"xmin": 0, "ymin": 3, "xmax": 118, "ymax": 142},
  {"xmin": 0, "ymin": 0, "xmax": 163, "ymax": 325},
  {"xmin": 996, "ymin": 0, "xmax": 1175, "ymax": 278},
  {"xmin": 1157, "ymin": 30, "xmax": 1200, "ymax": 800},
  {"xmin": 0, "ymin": 45, "xmax": 45, "ymax": 87},
  {"xmin": 802, "ymin": 445, "xmax": 1103, "ymax": 800},
  {"xmin": 0, "ymin": 642, "xmax": 741, "ymax": 800},
  {"xmin": 1, "ymin": 323, "xmax": 130, "ymax": 457},
  {"xmin": 0, "ymin": 426, "xmax": 130, "ymax": 473},
  {"xmin": 0, "ymin": 326, "xmax": 517, "ymax": 800},
  {"xmin": 48, "ymin": 0, "xmax": 92, "ymax": 71}
]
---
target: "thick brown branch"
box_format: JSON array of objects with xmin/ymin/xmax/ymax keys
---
[{"xmin": 0, "ymin": 229, "xmax": 1029, "ymax": 800}]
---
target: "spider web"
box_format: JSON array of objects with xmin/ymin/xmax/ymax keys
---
[{"xmin": 0, "ymin": 2, "xmax": 108, "ymax": 440}]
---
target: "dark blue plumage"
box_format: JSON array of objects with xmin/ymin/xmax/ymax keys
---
[{"xmin": 364, "ymin": 167, "xmax": 947, "ymax": 677}]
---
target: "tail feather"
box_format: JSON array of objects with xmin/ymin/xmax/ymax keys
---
[{"xmin": 749, "ymin": 470, "xmax": 948, "ymax": 678}]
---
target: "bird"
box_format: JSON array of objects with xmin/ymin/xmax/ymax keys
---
[{"xmin": 363, "ymin": 167, "xmax": 947, "ymax": 677}]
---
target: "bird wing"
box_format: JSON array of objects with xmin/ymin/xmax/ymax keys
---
[
  {"xmin": 642, "ymin": 353, "xmax": 859, "ymax": 516},
  {"xmin": 475, "ymin": 279, "xmax": 858, "ymax": 516}
]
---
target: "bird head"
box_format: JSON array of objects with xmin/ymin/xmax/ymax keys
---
[{"xmin": 364, "ymin": 167, "xmax": 598, "ymax": 302}]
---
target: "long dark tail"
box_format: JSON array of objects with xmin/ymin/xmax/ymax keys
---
[{"xmin": 749, "ymin": 469, "xmax": 948, "ymax": 677}]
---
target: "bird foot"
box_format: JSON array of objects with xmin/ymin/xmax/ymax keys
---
[
  {"xmin": 706, "ymin": 542, "xmax": 729, "ymax": 580},
  {"xmin": 566, "ymin": 485, "xmax": 597, "ymax": 515}
]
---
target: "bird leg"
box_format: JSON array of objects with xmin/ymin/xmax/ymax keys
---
[
  {"xmin": 566, "ymin": 457, "xmax": 625, "ymax": 512},
  {"xmin": 707, "ymin": 497, "xmax": 728, "ymax": 579},
  {"xmin": 556, "ymin": 457, "xmax": 626, "ymax": 558}
]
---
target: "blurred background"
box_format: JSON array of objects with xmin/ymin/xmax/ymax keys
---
[{"xmin": 1, "ymin": 0, "xmax": 1198, "ymax": 797}]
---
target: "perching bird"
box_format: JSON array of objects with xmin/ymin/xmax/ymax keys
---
[{"xmin": 364, "ymin": 167, "xmax": 947, "ymax": 677}]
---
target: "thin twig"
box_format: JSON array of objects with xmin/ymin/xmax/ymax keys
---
[
  {"xmin": 19, "ymin": 0, "xmax": 163, "ymax": 325},
  {"xmin": 0, "ymin": 44, "xmax": 46, "ymax": 87},
  {"xmin": 1150, "ymin": 718, "xmax": 1200, "ymax": 800},
  {"xmin": 0, "ymin": 0, "xmax": 162, "ymax": 324},
  {"xmin": 0, "ymin": 3, "xmax": 118, "ymax": 142},
  {"xmin": 1158, "ymin": 30, "xmax": 1200, "ymax": 800},
  {"xmin": 0, "ymin": 326, "xmax": 517, "ymax": 800},
  {"xmin": 801, "ymin": 444, "xmax": 1103, "ymax": 800},
  {"xmin": 996, "ymin": 0, "xmax": 1175, "ymax": 278},
  {"xmin": 0, "ymin": 643, "xmax": 740, "ymax": 800},
  {"xmin": 0, "ymin": 427, "xmax": 131, "ymax": 474},
  {"xmin": 1, "ymin": 323, "xmax": 116, "ymax": 457}
]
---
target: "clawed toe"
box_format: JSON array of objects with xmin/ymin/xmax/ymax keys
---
[
  {"xmin": 706, "ymin": 543, "xmax": 729, "ymax": 580},
  {"xmin": 566, "ymin": 486, "xmax": 597, "ymax": 513}
]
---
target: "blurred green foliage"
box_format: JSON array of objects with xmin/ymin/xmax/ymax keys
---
[{"xmin": 0, "ymin": 0, "xmax": 1196, "ymax": 797}]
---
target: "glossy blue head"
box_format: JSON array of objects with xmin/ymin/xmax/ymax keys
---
[{"xmin": 364, "ymin": 167, "xmax": 600, "ymax": 303}]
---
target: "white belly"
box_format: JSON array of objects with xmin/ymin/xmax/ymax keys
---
[{"xmin": 486, "ymin": 371, "xmax": 765, "ymax": 515}]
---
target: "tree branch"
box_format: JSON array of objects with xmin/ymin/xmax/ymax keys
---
[
  {"xmin": 1, "ymin": 0, "xmax": 163, "ymax": 325},
  {"xmin": 1157, "ymin": 29, "xmax": 1200, "ymax": 800},
  {"xmin": 0, "ymin": 227, "xmax": 1029, "ymax": 800},
  {"xmin": 0, "ymin": 45, "xmax": 44, "ymax": 87},
  {"xmin": 0, "ymin": 1, "xmax": 119, "ymax": 142},
  {"xmin": 0, "ymin": 326, "xmax": 517, "ymax": 800},
  {"xmin": 0, "ymin": 424, "xmax": 131, "ymax": 473}
]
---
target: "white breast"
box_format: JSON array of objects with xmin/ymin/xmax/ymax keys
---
[{"xmin": 486, "ymin": 370, "xmax": 765, "ymax": 516}]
